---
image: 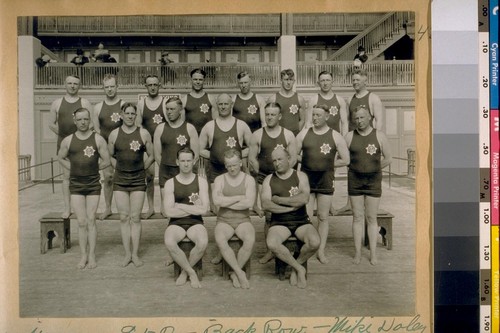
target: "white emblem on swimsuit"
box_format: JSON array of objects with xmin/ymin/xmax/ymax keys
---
[
  {"xmin": 83, "ymin": 146, "xmax": 96, "ymax": 158},
  {"xmin": 289, "ymin": 186, "xmax": 299, "ymax": 196},
  {"xmin": 176, "ymin": 134, "xmax": 187, "ymax": 146},
  {"xmin": 320, "ymin": 143, "xmax": 332, "ymax": 155},
  {"xmin": 226, "ymin": 136, "xmax": 237, "ymax": 148},
  {"xmin": 289, "ymin": 104, "xmax": 299, "ymax": 115},
  {"xmin": 366, "ymin": 144, "xmax": 377, "ymax": 155},
  {"xmin": 189, "ymin": 192, "xmax": 200, "ymax": 204},
  {"xmin": 130, "ymin": 140, "xmax": 141, "ymax": 152},
  {"xmin": 274, "ymin": 144, "xmax": 285, "ymax": 150},
  {"xmin": 200, "ymin": 103, "xmax": 209, "ymax": 114},
  {"xmin": 153, "ymin": 113, "xmax": 163, "ymax": 125},
  {"xmin": 247, "ymin": 104, "xmax": 257, "ymax": 115},
  {"xmin": 329, "ymin": 106, "xmax": 338, "ymax": 116},
  {"xmin": 110, "ymin": 112, "xmax": 121, "ymax": 123}
]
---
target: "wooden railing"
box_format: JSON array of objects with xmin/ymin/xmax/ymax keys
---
[
  {"xmin": 37, "ymin": 14, "xmax": 385, "ymax": 36},
  {"xmin": 328, "ymin": 12, "xmax": 413, "ymax": 61},
  {"xmin": 35, "ymin": 61, "xmax": 414, "ymax": 89},
  {"xmin": 296, "ymin": 60, "xmax": 414, "ymax": 86}
]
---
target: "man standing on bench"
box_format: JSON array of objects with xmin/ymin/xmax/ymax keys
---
[
  {"xmin": 213, "ymin": 149, "xmax": 256, "ymax": 289},
  {"xmin": 164, "ymin": 147, "xmax": 209, "ymax": 288},
  {"xmin": 261, "ymin": 147, "xmax": 320, "ymax": 288},
  {"xmin": 58, "ymin": 108, "xmax": 110, "ymax": 269},
  {"xmin": 108, "ymin": 103, "xmax": 154, "ymax": 267},
  {"xmin": 345, "ymin": 106, "xmax": 392, "ymax": 265},
  {"xmin": 296, "ymin": 104, "xmax": 349, "ymax": 264},
  {"xmin": 49, "ymin": 75, "xmax": 93, "ymax": 219}
]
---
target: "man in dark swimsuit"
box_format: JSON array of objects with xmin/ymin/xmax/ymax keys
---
[
  {"xmin": 58, "ymin": 108, "xmax": 110, "ymax": 270},
  {"xmin": 261, "ymin": 147, "xmax": 320, "ymax": 288}
]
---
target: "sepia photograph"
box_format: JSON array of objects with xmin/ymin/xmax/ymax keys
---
[{"xmin": 11, "ymin": 3, "xmax": 427, "ymax": 330}]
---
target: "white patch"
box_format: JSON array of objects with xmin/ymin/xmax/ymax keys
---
[
  {"xmin": 289, "ymin": 186, "xmax": 299, "ymax": 196},
  {"xmin": 176, "ymin": 134, "xmax": 187, "ymax": 146},
  {"xmin": 274, "ymin": 144, "xmax": 285, "ymax": 150},
  {"xmin": 200, "ymin": 104, "xmax": 209, "ymax": 114},
  {"xmin": 247, "ymin": 104, "xmax": 257, "ymax": 115},
  {"xmin": 130, "ymin": 140, "xmax": 141, "ymax": 152},
  {"xmin": 329, "ymin": 106, "xmax": 338, "ymax": 116},
  {"xmin": 320, "ymin": 143, "xmax": 332, "ymax": 155},
  {"xmin": 83, "ymin": 146, "xmax": 96, "ymax": 158},
  {"xmin": 289, "ymin": 104, "xmax": 299, "ymax": 115},
  {"xmin": 226, "ymin": 136, "xmax": 237, "ymax": 148},
  {"xmin": 189, "ymin": 192, "xmax": 200, "ymax": 204},
  {"xmin": 153, "ymin": 113, "xmax": 164, "ymax": 125},
  {"xmin": 366, "ymin": 144, "xmax": 377, "ymax": 155},
  {"xmin": 110, "ymin": 112, "xmax": 121, "ymax": 123}
]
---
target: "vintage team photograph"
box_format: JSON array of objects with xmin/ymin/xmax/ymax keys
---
[{"xmin": 17, "ymin": 11, "xmax": 416, "ymax": 318}]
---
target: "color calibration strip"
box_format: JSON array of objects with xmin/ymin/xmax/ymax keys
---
[
  {"xmin": 432, "ymin": 1, "xmax": 479, "ymax": 332},
  {"xmin": 489, "ymin": 1, "xmax": 499, "ymax": 331},
  {"xmin": 479, "ymin": 1, "xmax": 491, "ymax": 332}
]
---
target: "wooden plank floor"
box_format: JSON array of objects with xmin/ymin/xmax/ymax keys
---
[{"xmin": 19, "ymin": 179, "xmax": 415, "ymax": 318}]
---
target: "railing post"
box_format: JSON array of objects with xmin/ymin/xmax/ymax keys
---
[
  {"xmin": 392, "ymin": 57, "xmax": 397, "ymax": 85},
  {"xmin": 407, "ymin": 148, "xmax": 415, "ymax": 177},
  {"xmin": 50, "ymin": 157, "xmax": 55, "ymax": 194}
]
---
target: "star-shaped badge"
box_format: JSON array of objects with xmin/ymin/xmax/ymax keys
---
[
  {"xmin": 274, "ymin": 144, "xmax": 285, "ymax": 150},
  {"xmin": 247, "ymin": 104, "xmax": 257, "ymax": 115},
  {"xmin": 320, "ymin": 143, "xmax": 332, "ymax": 155},
  {"xmin": 177, "ymin": 134, "xmax": 187, "ymax": 146},
  {"xmin": 226, "ymin": 136, "xmax": 237, "ymax": 148},
  {"xmin": 200, "ymin": 104, "xmax": 209, "ymax": 114},
  {"xmin": 366, "ymin": 144, "xmax": 377, "ymax": 155},
  {"xmin": 110, "ymin": 112, "xmax": 121, "ymax": 123},
  {"xmin": 130, "ymin": 140, "xmax": 141, "ymax": 152},
  {"xmin": 83, "ymin": 146, "xmax": 96, "ymax": 158},
  {"xmin": 189, "ymin": 192, "xmax": 200, "ymax": 204},
  {"xmin": 289, "ymin": 186, "xmax": 299, "ymax": 196},
  {"xmin": 329, "ymin": 106, "xmax": 338, "ymax": 116},
  {"xmin": 289, "ymin": 104, "xmax": 299, "ymax": 115},
  {"xmin": 153, "ymin": 113, "xmax": 163, "ymax": 125}
]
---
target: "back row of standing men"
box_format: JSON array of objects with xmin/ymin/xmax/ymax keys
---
[{"xmin": 49, "ymin": 68, "xmax": 391, "ymax": 286}]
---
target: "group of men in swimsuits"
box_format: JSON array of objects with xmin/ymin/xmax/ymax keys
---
[{"xmin": 50, "ymin": 66, "xmax": 391, "ymax": 288}]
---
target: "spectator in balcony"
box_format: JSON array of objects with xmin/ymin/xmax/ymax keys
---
[
  {"xmin": 181, "ymin": 68, "xmax": 218, "ymax": 135},
  {"xmin": 70, "ymin": 49, "xmax": 89, "ymax": 66},
  {"xmin": 159, "ymin": 51, "xmax": 174, "ymax": 66},
  {"xmin": 232, "ymin": 71, "xmax": 266, "ymax": 133},
  {"xmin": 159, "ymin": 52, "xmax": 176, "ymax": 85},
  {"xmin": 267, "ymin": 69, "xmax": 306, "ymax": 136},
  {"xmin": 346, "ymin": 106, "xmax": 392, "ymax": 265},
  {"xmin": 92, "ymin": 42, "xmax": 109, "ymax": 62},
  {"xmin": 35, "ymin": 54, "xmax": 55, "ymax": 68},
  {"xmin": 354, "ymin": 45, "xmax": 368, "ymax": 63},
  {"xmin": 136, "ymin": 74, "xmax": 166, "ymax": 219},
  {"xmin": 48, "ymin": 75, "xmax": 93, "ymax": 219}
]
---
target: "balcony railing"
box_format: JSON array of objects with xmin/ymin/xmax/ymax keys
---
[
  {"xmin": 35, "ymin": 60, "xmax": 414, "ymax": 90},
  {"xmin": 37, "ymin": 14, "xmax": 385, "ymax": 36}
]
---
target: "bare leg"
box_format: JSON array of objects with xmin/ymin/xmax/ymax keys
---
[
  {"xmin": 85, "ymin": 195, "xmax": 100, "ymax": 269},
  {"xmin": 115, "ymin": 191, "xmax": 132, "ymax": 267},
  {"xmin": 316, "ymin": 194, "xmax": 333, "ymax": 264},
  {"xmin": 71, "ymin": 195, "xmax": 88, "ymax": 269},
  {"xmin": 259, "ymin": 213, "xmax": 274, "ymax": 264},
  {"xmin": 143, "ymin": 164, "xmax": 155, "ymax": 219},
  {"xmin": 164, "ymin": 226, "xmax": 192, "ymax": 286},
  {"xmin": 62, "ymin": 168, "xmax": 71, "ymax": 218},
  {"xmin": 186, "ymin": 225, "xmax": 208, "ymax": 288},
  {"xmin": 99, "ymin": 166, "xmax": 114, "ymax": 220},
  {"xmin": 130, "ymin": 191, "xmax": 145, "ymax": 267},
  {"xmin": 294, "ymin": 224, "xmax": 321, "ymax": 288},
  {"xmin": 159, "ymin": 187, "xmax": 173, "ymax": 265},
  {"xmin": 365, "ymin": 196, "xmax": 381, "ymax": 265},
  {"xmin": 350, "ymin": 195, "xmax": 365, "ymax": 264}
]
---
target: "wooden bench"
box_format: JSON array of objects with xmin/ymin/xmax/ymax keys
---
[
  {"xmin": 333, "ymin": 209, "xmax": 394, "ymax": 250},
  {"xmin": 275, "ymin": 237, "xmax": 308, "ymax": 281},
  {"xmin": 39, "ymin": 212, "xmax": 71, "ymax": 254},
  {"xmin": 221, "ymin": 235, "xmax": 251, "ymax": 280}
]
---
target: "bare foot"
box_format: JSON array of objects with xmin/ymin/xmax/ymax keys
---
[
  {"xmin": 317, "ymin": 251, "xmax": 329, "ymax": 264},
  {"xmin": 211, "ymin": 253, "xmax": 222, "ymax": 265},
  {"xmin": 229, "ymin": 272, "xmax": 241, "ymax": 288},
  {"xmin": 290, "ymin": 270, "xmax": 298, "ymax": 286},
  {"xmin": 296, "ymin": 266, "xmax": 307, "ymax": 289},
  {"xmin": 259, "ymin": 251, "xmax": 274, "ymax": 264},
  {"xmin": 235, "ymin": 270, "xmax": 250, "ymax": 289},
  {"xmin": 77, "ymin": 256, "xmax": 87, "ymax": 269},
  {"xmin": 141, "ymin": 210, "xmax": 155, "ymax": 219},
  {"xmin": 164, "ymin": 252, "xmax": 174, "ymax": 266},
  {"xmin": 370, "ymin": 255, "xmax": 378, "ymax": 266},
  {"xmin": 87, "ymin": 255, "xmax": 97, "ymax": 269},
  {"xmin": 122, "ymin": 254, "xmax": 132, "ymax": 267},
  {"xmin": 132, "ymin": 255, "xmax": 144, "ymax": 267},
  {"xmin": 352, "ymin": 254, "xmax": 361, "ymax": 265},
  {"xmin": 99, "ymin": 208, "xmax": 112, "ymax": 221},
  {"xmin": 188, "ymin": 272, "xmax": 202, "ymax": 288},
  {"xmin": 62, "ymin": 211, "xmax": 71, "ymax": 219},
  {"xmin": 176, "ymin": 271, "xmax": 188, "ymax": 286}
]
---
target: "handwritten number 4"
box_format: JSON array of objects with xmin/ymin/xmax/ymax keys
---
[{"xmin": 418, "ymin": 25, "xmax": 430, "ymax": 41}]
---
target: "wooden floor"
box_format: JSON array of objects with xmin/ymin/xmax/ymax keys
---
[{"xmin": 18, "ymin": 178, "xmax": 415, "ymax": 318}]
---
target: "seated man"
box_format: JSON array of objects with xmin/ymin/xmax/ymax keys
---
[
  {"xmin": 213, "ymin": 149, "xmax": 256, "ymax": 289},
  {"xmin": 261, "ymin": 147, "xmax": 320, "ymax": 288},
  {"xmin": 163, "ymin": 147, "xmax": 210, "ymax": 288}
]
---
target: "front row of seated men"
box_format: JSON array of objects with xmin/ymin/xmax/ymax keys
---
[{"xmin": 58, "ymin": 103, "xmax": 391, "ymax": 289}]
